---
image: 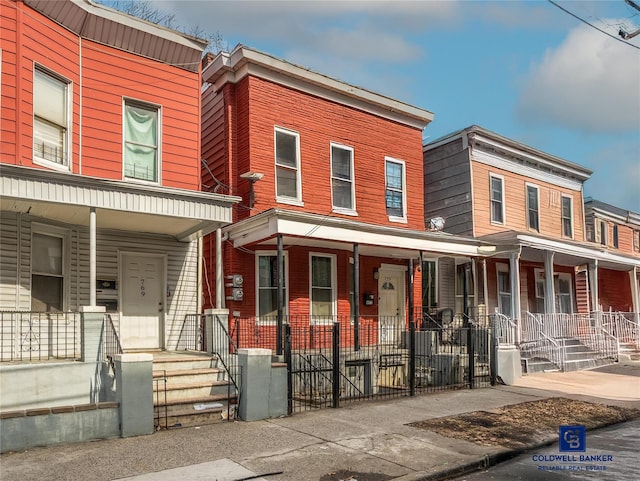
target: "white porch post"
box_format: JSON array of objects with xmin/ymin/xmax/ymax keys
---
[
  {"xmin": 588, "ymin": 260, "xmax": 599, "ymax": 313},
  {"xmin": 215, "ymin": 228, "xmax": 223, "ymax": 309},
  {"xmin": 509, "ymin": 251, "xmax": 521, "ymax": 344},
  {"xmin": 544, "ymin": 250, "xmax": 555, "ymax": 314},
  {"xmin": 630, "ymin": 266, "xmax": 640, "ymax": 324},
  {"xmin": 89, "ymin": 207, "xmax": 96, "ymax": 307}
]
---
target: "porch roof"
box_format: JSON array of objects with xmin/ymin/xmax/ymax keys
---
[
  {"xmin": 224, "ymin": 208, "xmax": 493, "ymax": 258},
  {"xmin": 481, "ymin": 231, "xmax": 640, "ymax": 270},
  {"xmin": 1, "ymin": 165, "xmax": 240, "ymax": 242}
]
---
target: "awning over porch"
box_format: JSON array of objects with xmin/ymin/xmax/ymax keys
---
[
  {"xmin": 0, "ymin": 164, "xmax": 240, "ymax": 241},
  {"xmin": 224, "ymin": 208, "xmax": 493, "ymax": 258}
]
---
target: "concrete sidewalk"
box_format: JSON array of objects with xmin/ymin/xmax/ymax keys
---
[{"xmin": 1, "ymin": 362, "xmax": 639, "ymax": 481}]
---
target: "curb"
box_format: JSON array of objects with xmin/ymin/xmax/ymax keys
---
[{"xmin": 392, "ymin": 419, "xmax": 635, "ymax": 481}]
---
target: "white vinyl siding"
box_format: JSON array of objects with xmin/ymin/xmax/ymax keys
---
[
  {"xmin": 275, "ymin": 127, "xmax": 302, "ymax": 204},
  {"xmin": 331, "ymin": 143, "xmax": 355, "ymax": 213},
  {"xmin": 124, "ymin": 100, "xmax": 160, "ymax": 183},
  {"xmin": 490, "ymin": 174, "xmax": 505, "ymax": 225},
  {"xmin": 33, "ymin": 67, "xmax": 70, "ymax": 169}
]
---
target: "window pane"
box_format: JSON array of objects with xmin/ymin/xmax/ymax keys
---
[
  {"xmin": 31, "ymin": 275, "xmax": 63, "ymax": 312},
  {"xmin": 124, "ymin": 103, "xmax": 158, "ymax": 181},
  {"xmin": 527, "ymin": 186, "xmax": 539, "ymax": 230},
  {"xmin": 258, "ymin": 288, "xmax": 278, "ymax": 317},
  {"xmin": 331, "ymin": 147, "xmax": 351, "ymax": 179},
  {"xmin": 312, "ymin": 257, "xmax": 332, "ymax": 287},
  {"xmin": 34, "ymin": 69, "xmax": 66, "ymax": 126},
  {"xmin": 332, "ymin": 179, "xmax": 353, "ymax": 209},
  {"xmin": 33, "ymin": 233, "xmax": 62, "ymax": 275},
  {"xmin": 386, "ymin": 162, "xmax": 402, "ymax": 189},
  {"xmin": 33, "ymin": 118, "xmax": 64, "ymax": 164},
  {"xmin": 386, "ymin": 191, "xmax": 403, "ymax": 217},
  {"xmin": 498, "ymin": 271, "xmax": 510, "ymax": 293},
  {"xmin": 276, "ymin": 131, "xmax": 297, "ymax": 168},
  {"xmin": 276, "ymin": 166, "xmax": 297, "ymax": 198},
  {"xmin": 311, "ymin": 290, "xmax": 332, "ymax": 316}
]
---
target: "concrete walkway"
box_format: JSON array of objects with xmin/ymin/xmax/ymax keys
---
[{"xmin": 1, "ymin": 362, "xmax": 639, "ymax": 481}]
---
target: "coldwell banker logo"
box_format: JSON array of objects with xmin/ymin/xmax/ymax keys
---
[{"xmin": 559, "ymin": 425, "xmax": 586, "ymax": 452}]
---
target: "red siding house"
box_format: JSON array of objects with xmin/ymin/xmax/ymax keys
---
[
  {"xmin": 201, "ymin": 46, "xmax": 486, "ymax": 352},
  {"xmin": 0, "ymin": 0, "xmax": 237, "ymax": 356}
]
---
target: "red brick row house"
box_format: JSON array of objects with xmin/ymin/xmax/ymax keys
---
[{"xmin": 200, "ymin": 46, "xmax": 488, "ymax": 350}]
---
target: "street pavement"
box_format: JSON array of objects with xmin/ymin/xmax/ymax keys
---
[{"xmin": 1, "ymin": 361, "xmax": 639, "ymax": 481}]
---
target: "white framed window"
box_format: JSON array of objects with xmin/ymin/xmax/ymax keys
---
[
  {"xmin": 33, "ymin": 66, "xmax": 71, "ymax": 169},
  {"xmin": 534, "ymin": 268, "xmax": 545, "ymax": 313},
  {"xmin": 526, "ymin": 183, "xmax": 539, "ymax": 232},
  {"xmin": 490, "ymin": 174, "xmax": 505, "ymax": 225},
  {"xmin": 274, "ymin": 127, "xmax": 302, "ymax": 204},
  {"xmin": 31, "ymin": 227, "xmax": 68, "ymax": 312},
  {"xmin": 496, "ymin": 263, "xmax": 511, "ymax": 317},
  {"xmin": 331, "ymin": 143, "xmax": 355, "ymax": 214},
  {"xmin": 612, "ymin": 224, "xmax": 619, "ymax": 249},
  {"xmin": 633, "ymin": 230, "xmax": 640, "ymax": 253},
  {"xmin": 256, "ymin": 251, "xmax": 288, "ymax": 322},
  {"xmin": 561, "ymin": 195, "xmax": 573, "ymax": 238},
  {"xmin": 422, "ymin": 259, "xmax": 438, "ymax": 309},
  {"xmin": 310, "ymin": 253, "xmax": 336, "ymax": 324},
  {"xmin": 455, "ymin": 262, "xmax": 475, "ymax": 315},
  {"xmin": 555, "ymin": 273, "xmax": 573, "ymax": 314},
  {"xmin": 385, "ymin": 157, "xmax": 407, "ymax": 222},
  {"xmin": 124, "ymin": 99, "xmax": 160, "ymax": 183},
  {"xmin": 595, "ymin": 219, "xmax": 607, "ymax": 245}
]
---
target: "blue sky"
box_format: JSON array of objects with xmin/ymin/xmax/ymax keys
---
[{"xmin": 151, "ymin": 0, "xmax": 640, "ymax": 212}]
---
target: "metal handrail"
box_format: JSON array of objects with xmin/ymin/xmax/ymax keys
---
[
  {"xmin": 490, "ymin": 312, "xmax": 517, "ymax": 346},
  {"xmin": 104, "ymin": 314, "xmax": 123, "ymax": 372}
]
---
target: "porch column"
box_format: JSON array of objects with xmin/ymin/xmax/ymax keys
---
[
  {"xmin": 216, "ymin": 228, "xmax": 223, "ymax": 309},
  {"xmin": 588, "ymin": 260, "xmax": 599, "ymax": 313},
  {"xmin": 353, "ymin": 243, "xmax": 360, "ymax": 351},
  {"xmin": 509, "ymin": 252, "xmax": 521, "ymax": 344},
  {"xmin": 482, "ymin": 258, "xmax": 489, "ymax": 311},
  {"xmin": 544, "ymin": 250, "xmax": 556, "ymax": 314},
  {"xmin": 630, "ymin": 267, "xmax": 640, "ymax": 324},
  {"xmin": 276, "ymin": 234, "xmax": 284, "ymax": 355},
  {"xmin": 89, "ymin": 207, "xmax": 96, "ymax": 307}
]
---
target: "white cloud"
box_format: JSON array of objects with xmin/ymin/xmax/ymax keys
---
[{"xmin": 517, "ymin": 22, "xmax": 640, "ymax": 133}]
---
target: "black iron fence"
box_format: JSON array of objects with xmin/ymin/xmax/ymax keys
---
[
  {"xmin": 0, "ymin": 311, "xmax": 81, "ymax": 362},
  {"xmin": 227, "ymin": 315, "xmax": 494, "ymax": 414}
]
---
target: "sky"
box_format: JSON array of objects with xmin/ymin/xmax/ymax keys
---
[{"xmin": 147, "ymin": 0, "xmax": 640, "ymax": 212}]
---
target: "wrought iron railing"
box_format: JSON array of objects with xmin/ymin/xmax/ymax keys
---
[
  {"xmin": 176, "ymin": 313, "xmax": 206, "ymax": 351},
  {"xmin": 601, "ymin": 311, "xmax": 639, "ymax": 349},
  {"xmin": 0, "ymin": 311, "xmax": 81, "ymax": 362},
  {"xmin": 490, "ymin": 312, "xmax": 517, "ymax": 346},
  {"xmin": 104, "ymin": 314, "xmax": 123, "ymax": 371}
]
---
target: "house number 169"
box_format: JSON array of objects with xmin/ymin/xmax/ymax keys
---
[{"xmin": 140, "ymin": 278, "xmax": 146, "ymax": 296}]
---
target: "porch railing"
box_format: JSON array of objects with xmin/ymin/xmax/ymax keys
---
[
  {"xmin": 521, "ymin": 312, "xmax": 565, "ymax": 370},
  {"xmin": 104, "ymin": 314, "xmax": 123, "ymax": 371},
  {"xmin": 490, "ymin": 312, "xmax": 517, "ymax": 346},
  {"xmin": 0, "ymin": 311, "xmax": 81, "ymax": 362},
  {"xmin": 176, "ymin": 313, "xmax": 205, "ymax": 351},
  {"xmin": 601, "ymin": 311, "xmax": 639, "ymax": 349}
]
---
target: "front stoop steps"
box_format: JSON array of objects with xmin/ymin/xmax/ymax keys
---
[
  {"xmin": 521, "ymin": 337, "xmax": 617, "ymax": 374},
  {"xmin": 152, "ymin": 351, "xmax": 237, "ymax": 429},
  {"xmin": 618, "ymin": 342, "xmax": 640, "ymax": 361}
]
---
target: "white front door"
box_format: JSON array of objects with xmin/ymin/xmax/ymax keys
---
[
  {"xmin": 378, "ymin": 266, "xmax": 406, "ymax": 344},
  {"xmin": 120, "ymin": 253, "xmax": 165, "ymax": 350}
]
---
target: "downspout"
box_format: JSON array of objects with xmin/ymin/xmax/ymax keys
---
[
  {"xmin": 89, "ymin": 207, "xmax": 96, "ymax": 306},
  {"xmin": 78, "ymin": 37, "xmax": 82, "ymax": 174},
  {"xmin": 215, "ymin": 228, "xmax": 223, "ymax": 309}
]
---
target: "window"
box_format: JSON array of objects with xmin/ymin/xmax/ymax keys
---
[
  {"xmin": 555, "ymin": 273, "xmax": 573, "ymax": 314},
  {"xmin": 256, "ymin": 252, "xmax": 287, "ymax": 320},
  {"xmin": 612, "ymin": 224, "xmax": 619, "ymax": 249},
  {"xmin": 595, "ymin": 219, "xmax": 607, "ymax": 246},
  {"xmin": 561, "ymin": 195, "xmax": 573, "ymax": 238},
  {"xmin": 526, "ymin": 184, "xmax": 539, "ymax": 231},
  {"xmin": 385, "ymin": 158, "xmax": 406, "ymax": 221},
  {"xmin": 497, "ymin": 265, "xmax": 511, "ymax": 317},
  {"xmin": 534, "ymin": 269, "xmax": 545, "ymax": 313},
  {"xmin": 490, "ymin": 174, "xmax": 504, "ymax": 224},
  {"xmin": 124, "ymin": 100, "xmax": 159, "ymax": 182},
  {"xmin": 275, "ymin": 127, "xmax": 301, "ymax": 202},
  {"xmin": 634, "ymin": 230, "xmax": 640, "ymax": 253},
  {"xmin": 422, "ymin": 260, "xmax": 438, "ymax": 309},
  {"xmin": 31, "ymin": 232, "xmax": 64, "ymax": 312},
  {"xmin": 331, "ymin": 144, "xmax": 355, "ymax": 212},
  {"xmin": 33, "ymin": 67, "xmax": 69, "ymax": 167},
  {"xmin": 455, "ymin": 263, "xmax": 475, "ymax": 315},
  {"xmin": 310, "ymin": 254, "xmax": 336, "ymax": 323}
]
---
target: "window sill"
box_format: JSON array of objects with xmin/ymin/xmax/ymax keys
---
[
  {"xmin": 388, "ymin": 216, "xmax": 407, "ymax": 224},
  {"xmin": 123, "ymin": 176, "xmax": 161, "ymax": 186},
  {"xmin": 332, "ymin": 208, "xmax": 358, "ymax": 216},
  {"xmin": 33, "ymin": 157, "xmax": 70, "ymax": 172},
  {"xmin": 276, "ymin": 197, "xmax": 304, "ymax": 207}
]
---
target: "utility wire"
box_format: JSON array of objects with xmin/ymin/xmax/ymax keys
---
[{"xmin": 548, "ymin": 0, "xmax": 640, "ymax": 50}]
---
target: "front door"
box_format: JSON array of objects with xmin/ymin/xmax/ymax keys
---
[
  {"xmin": 378, "ymin": 265, "xmax": 406, "ymax": 344},
  {"xmin": 120, "ymin": 253, "xmax": 165, "ymax": 350}
]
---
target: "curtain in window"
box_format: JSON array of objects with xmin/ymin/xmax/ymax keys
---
[
  {"xmin": 34, "ymin": 70, "xmax": 67, "ymax": 164},
  {"xmin": 125, "ymin": 104, "xmax": 158, "ymax": 181}
]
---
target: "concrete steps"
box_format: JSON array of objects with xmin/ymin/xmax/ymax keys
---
[
  {"xmin": 521, "ymin": 337, "xmax": 617, "ymax": 373},
  {"xmin": 152, "ymin": 351, "xmax": 237, "ymax": 428},
  {"xmin": 619, "ymin": 342, "xmax": 640, "ymax": 361}
]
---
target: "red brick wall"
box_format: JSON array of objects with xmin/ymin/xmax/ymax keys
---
[{"xmin": 597, "ymin": 269, "xmax": 633, "ymax": 312}]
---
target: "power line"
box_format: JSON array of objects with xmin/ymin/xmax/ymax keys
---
[{"xmin": 548, "ymin": 0, "xmax": 640, "ymax": 50}]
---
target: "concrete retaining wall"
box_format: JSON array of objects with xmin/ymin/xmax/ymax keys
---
[{"xmin": 0, "ymin": 402, "xmax": 120, "ymax": 453}]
